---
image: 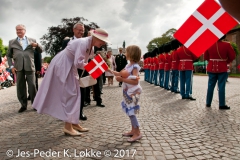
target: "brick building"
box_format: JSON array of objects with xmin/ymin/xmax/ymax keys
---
[{"xmin": 226, "ymin": 27, "xmax": 240, "ymax": 73}]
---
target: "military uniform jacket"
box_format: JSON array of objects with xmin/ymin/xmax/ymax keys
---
[
  {"xmin": 145, "ymin": 57, "xmax": 149, "ymax": 69},
  {"xmin": 143, "ymin": 58, "xmax": 147, "ymax": 69},
  {"xmin": 171, "ymin": 50, "xmax": 179, "ymax": 70},
  {"xmin": 164, "ymin": 53, "xmax": 172, "ymax": 71},
  {"xmin": 153, "ymin": 57, "xmax": 159, "ymax": 70},
  {"xmin": 146, "ymin": 57, "xmax": 150, "ymax": 69},
  {"xmin": 158, "ymin": 54, "xmax": 165, "ymax": 70},
  {"xmin": 150, "ymin": 57, "xmax": 154, "ymax": 70},
  {"xmin": 204, "ymin": 41, "xmax": 235, "ymax": 73},
  {"xmin": 115, "ymin": 54, "xmax": 128, "ymax": 72},
  {"xmin": 176, "ymin": 46, "xmax": 198, "ymax": 71}
]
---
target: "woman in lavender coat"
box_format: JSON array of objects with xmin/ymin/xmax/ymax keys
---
[{"xmin": 33, "ymin": 29, "xmax": 110, "ymax": 136}]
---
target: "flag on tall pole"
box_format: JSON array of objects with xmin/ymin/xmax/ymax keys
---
[{"xmin": 174, "ymin": 0, "xmax": 238, "ymax": 57}]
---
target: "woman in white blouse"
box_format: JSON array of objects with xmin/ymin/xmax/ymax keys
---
[{"xmin": 105, "ymin": 50, "xmax": 116, "ymax": 86}]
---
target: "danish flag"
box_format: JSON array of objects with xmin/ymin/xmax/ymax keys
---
[
  {"xmin": 0, "ymin": 70, "xmax": 10, "ymax": 82},
  {"xmin": 84, "ymin": 54, "xmax": 108, "ymax": 79},
  {"xmin": 174, "ymin": 0, "xmax": 238, "ymax": 57}
]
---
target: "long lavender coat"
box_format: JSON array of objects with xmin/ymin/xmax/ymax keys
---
[{"xmin": 33, "ymin": 36, "xmax": 93, "ymax": 124}]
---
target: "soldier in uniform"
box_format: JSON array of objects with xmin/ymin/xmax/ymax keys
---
[
  {"xmin": 170, "ymin": 39, "xmax": 180, "ymax": 93},
  {"xmin": 147, "ymin": 55, "xmax": 152, "ymax": 84},
  {"xmin": 143, "ymin": 53, "xmax": 149, "ymax": 82},
  {"xmin": 115, "ymin": 47, "xmax": 128, "ymax": 87},
  {"xmin": 152, "ymin": 48, "xmax": 159, "ymax": 86},
  {"xmin": 158, "ymin": 46, "xmax": 165, "ymax": 88},
  {"xmin": 176, "ymin": 44, "xmax": 198, "ymax": 100},
  {"xmin": 145, "ymin": 52, "xmax": 150, "ymax": 82},
  {"xmin": 163, "ymin": 43, "xmax": 172, "ymax": 90},
  {"xmin": 204, "ymin": 36, "xmax": 235, "ymax": 110}
]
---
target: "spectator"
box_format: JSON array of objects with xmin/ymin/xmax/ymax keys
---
[
  {"xmin": 105, "ymin": 49, "xmax": 116, "ymax": 86},
  {"xmin": 7, "ymin": 24, "xmax": 42, "ymax": 113}
]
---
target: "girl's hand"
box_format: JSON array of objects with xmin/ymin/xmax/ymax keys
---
[
  {"xmin": 106, "ymin": 68, "xmax": 113, "ymax": 74},
  {"xmin": 115, "ymin": 76, "xmax": 123, "ymax": 82}
]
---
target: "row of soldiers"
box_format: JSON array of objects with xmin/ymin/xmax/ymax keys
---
[
  {"xmin": 143, "ymin": 39, "xmax": 198, "ymax": 100},
  {"xmin": 143, "ymin": 36, "xmax": 236, "ymax": 110}
]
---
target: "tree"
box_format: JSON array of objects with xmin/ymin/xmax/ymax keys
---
[
  {"xmin": 0, "ymin": 38, "xmax": 8, "ymax": 57},
  {"xmin": 146, "ymin": 28, "xmax": 177, "ymax": 52},
  {"xmin": 43, "ymin": 56, "xmax": 53, "ymax": 63},
  {"xmin": 40, "ymin": 17, "xmax": 100, "ymax": 57}
]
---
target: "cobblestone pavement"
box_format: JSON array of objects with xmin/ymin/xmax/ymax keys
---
[{"xmin": 0, "ymin": 74, "xmax": 240, "ymax": 160}]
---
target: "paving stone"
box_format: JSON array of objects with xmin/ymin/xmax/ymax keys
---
[
  {"xmin": 175, "ymin": 154, "xmax": 184, "ymax": 159},
  {"xmin": 0, "ymin": 75, "xmax": 240, "ymax": 159}
]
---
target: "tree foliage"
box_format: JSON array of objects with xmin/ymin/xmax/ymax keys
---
[
  {"xmin": 43, "ymin": 56, "xmax": 53, "ymax": 63},
  {"xmin": 146, "ymin": 28, "xmax": 177, "ymax": 52},
  {"xmin": 40, "ymin": 17, "xmax": 99, "ymax": 57},
  {"xmin": 0, "ymin": 38, "xmax": 8, "ymax": 57},
  {"xmin": 230, "ymin": 42, "xmax": 239, "ymax": 56}
]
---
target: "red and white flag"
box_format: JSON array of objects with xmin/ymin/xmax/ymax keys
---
[
  {"xmin": 174, "ymin": 0, "xmax": 238, "ymax": 57},
  {"xmin": 84, "ymin": 54, "xmax": 108, "ymax": 79},
  {"xmin": 0, "ymin": 74, "xmax": 6, "ymax": 82}
]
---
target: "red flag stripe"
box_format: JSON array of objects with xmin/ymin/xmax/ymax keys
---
[{"xmin": 184, "ymin": 7, "xmax": 225, "ymax": 48}]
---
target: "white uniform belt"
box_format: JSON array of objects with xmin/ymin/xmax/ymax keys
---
[
  {"xmin": 172, "ymin": 61, "xmax": 176, "ymax": 62},
  {"xmin": 210, "ymin": 59, "xmax": 226, "ymax": 61},
  {"xmin": 180, "ymin": 59, "xmax": 192, "ymax": 61}
]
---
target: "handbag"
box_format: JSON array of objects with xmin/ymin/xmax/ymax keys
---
[{"xmin": 79, "ymin": 71, "xmax": 97, "ymax": 88}]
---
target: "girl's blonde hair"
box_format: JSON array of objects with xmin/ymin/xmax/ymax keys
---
[{"xmin": 126, "ymin": 45, "xmax": 141, "ymax": 63}]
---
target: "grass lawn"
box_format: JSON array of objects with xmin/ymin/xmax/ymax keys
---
[{"xmin": 229, "ymin": 73, "xmax": 240, "ymax": 78}]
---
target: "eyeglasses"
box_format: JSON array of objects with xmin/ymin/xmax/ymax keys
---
[
  {"xmin": 74, "ymin": 28, "xmax": 84, "ymax": 32},
  {"xmin": 16, "ymin": 29, "xmax": 25, "ymax": 31}
]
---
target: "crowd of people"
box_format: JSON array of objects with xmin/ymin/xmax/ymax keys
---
[
  {"xmin": 0, "ymin": 55, "xmax": 15, "ymax": 89},
  {"xmin": 0, "ymin": 53, "xmax": 48, "ymax": 90},
  {"xmin": 3, "ymin": 23, "xmax": 143, "ymax": 142}
]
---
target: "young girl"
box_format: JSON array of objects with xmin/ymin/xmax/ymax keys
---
[
  {"xmin": 108, "ymin": 45, "xmax": 142, "ymax": 142},
  {"xmin": 119, "ymin": 69, "xmax": 142, "ymax": 104}
]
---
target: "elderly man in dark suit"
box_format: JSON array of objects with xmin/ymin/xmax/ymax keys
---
[
  {"xmin": 115, "ymin": 47, "xmax": 128, "ymax": 87},
  {"xmin": 7, "ymin": 24, "xmax": 42, "ymax": 113},
  {"xmin": 62, "ymin": 22, "xmax": 89, "ymax": 121}
]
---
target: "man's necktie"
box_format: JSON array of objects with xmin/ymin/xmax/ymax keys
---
[{"xmin": 19, "ymin": 38, "xmax": 23, "ymax": 47}]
